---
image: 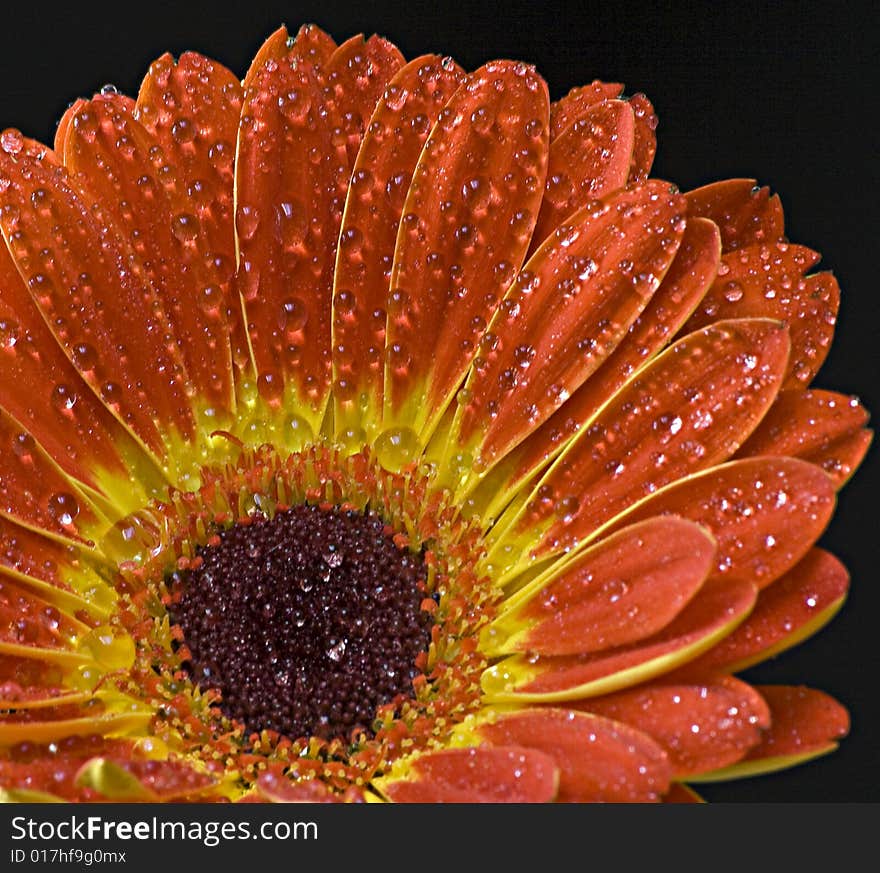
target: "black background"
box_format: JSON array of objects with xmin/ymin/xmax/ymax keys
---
[{"xmin": 0, "ymin": 0, "xmax": 875, "ymax": 802}]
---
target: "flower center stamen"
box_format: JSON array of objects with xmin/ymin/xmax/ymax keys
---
[{"xmin": 167, "ymin": 504, "xmax": 433, "ymax": 741}]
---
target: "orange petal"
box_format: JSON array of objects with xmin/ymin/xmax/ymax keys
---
[
  {"xmin": 234, "ymin": 54, "xmax": 348, "ymax": 429},
  {"xmin": 136, "ymin": 51, "xmax": 248, "ymax": 377},
  {"xmin": 482, "ymin": 578, "xmax": 757, "ymax": 702},
  {"xmin": 531, "ymin": 99, "xmax": 635, "ymax": 248},
  {"xmin": 244, "ymin": 26, "xmax": 292, "ymax": 87},
  {"xmin": 79, "ymin": 757, "xmax": 219, "ymax": 801},
  {"xmin": 0, "ymin": 408, "xmax": 102, "ymax": 544},
  {"xmin": 681, "ymin": 242, "xmax": 837, "ymax": 389},
  {"xmin": 603, "ymin": 457, "xmax": 837, "ymax": 589},
  {"xmin": 0, "ymin": 687, "xmax": 91, "ymax": 710},
  {"xmin": 664, "ymin": 783, "xmax": 705, "ymax": 802},
  {"xmin": 803, "ymin": 430, "xmax": 874, "ymax": 489},
  {"xmin": 0, "ymin": 736, "xmax": 114, "ymax": 801},
  {"xmin": 53, "ymin": 98, "xmax": 87, "ymax": 154},
  {"xmin": 487, "ymin": 517, "xmax": 715, "ymax": 656},
  {"xmin": 450, "ymin": 181, "xmax": 686, "ymax": 487},
  {"xmin": 0, "ymin": 706, "xmax": 150, "ymax": 745},
  {"xmin": 503, "ymin": 318, "xmax": 790, "ymax": 563},
  {"xmin": 0, "ymin": 577, "xmax": 85, "ymax": 652},
  {"xmin": 382, "ymin": 60, "xmax": 550, "ymax": 442},
  {"xmin": 550, "ymin": 81, "xmax": 625, "ymax": 137},
  {"xmin": 0, "ymin": 654, "xmax": 66, "ymax": 703},
  {"xmin": 580, "ymin": 676, "xmax": 771, "ymax": 778},
  {"xmin": 257, "ymin": 772, "xmax": 343, "ymax": 803},
  {"xmin": 0, "ymin": 134, "xmax": 194, "ymax": 458},
  {"xmin": 475, "ymin": 708, "xmax": 671, "ymax": 802},
  {"xmin": 628, "ymin": 93, "xmax": 657, "ymax": 183},
  {"xmin": 685, "ymin": 179, "xmax": 785, "ymax": 251},
  {"xmin": 323, "ymin": 35, "xmax": 406, "ymax": 166},
  {"xmin": 244, "ymin": 24, "xmax": 337, "ymax": 86},
  {"xmin": 736, "ymin": 389, "xmax": 871, "ymax": 487},
  {"xmin": 745, "ymin": 686, "xmax": 849, "ymax": 761},
  {"xmin": 0, "ymin": 514, "xmax": 103, "ymax": 595},
  {"xmin": 479, "ymin": 215, "xmax": 720, "ymax": 517},
  {"xmin": 287, "ymin": 23, "xmax": 337, "ymax": 66},
  {"xmin": 684, "ymin": 548, "xmax": 849, "ymax": 673},
  {"xmin": 691, "ymin": 686, "xmax": 849, "ymax": 780},
  {"xmin": 380, "ymin": 745, "xmax": 558, "ymax": 803},
  {"xmin": 332, "ymin": 55, "xmax": 465, "ymax": 436},
  {"xmin": 65, "ymin": 97, "xmax": 235, "ymax": 413},
  {"xmin": 0, "ymin": 241, "xmax": 148, "ymax": 494}
]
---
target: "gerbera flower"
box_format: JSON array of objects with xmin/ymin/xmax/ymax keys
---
[{"xmin": 0, "ymin": 23, "xmax": 870, "ymax": 803}]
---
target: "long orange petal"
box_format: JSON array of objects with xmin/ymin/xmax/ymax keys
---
[
  {"xmin": 482, "ymin": 578, "xmax": 757, "ymax": 702},
  {"xmin": 65, "ymin": 96, "xmax": 235, "ymax": 414},
  {"xmin": 323, "ymin": 35, "xmax": 405, "ymax": 166},
  {"xmin": 77, "ymin": 757, "xmax": 219, "ymax": 801},
  {"xmin": 682, "ymin": 548, "xmax": 849, "ymax": 673},
  {"xmin": 681, "ymin": 242, "xmax": 837, "ymax": 388},
  {"xmin": 550, "ymin": 81, "xmax": 625, "ymax": 137},
  {"xmin": 500, "ymin": 318, "xmax": 789, "ymax": 564},
  {"xmin": 580, "ymin": 676, "xmax": 771, "ymax": 778},
  {"xmin": 690, "ymin": 686, "xmax": 849, "ymax": 780},
  {"xmin": 602, "ymin": 457, "xmax": 837, "ymax": 590},
  {"xmin": 381, "ymin": 60, "xmax": 550, "ymax": 447},
  {"xmin": 476, "ymin": 215, "xmax": 720, "ymax": 518},
  {"xmin": 449, "ymin": 181, "xmax": 686, "ymax": 489},
  {"xmin": 531, "ymin": 99, "xmax": 635, "ymax": 248},
  {"xmin": 474, "ymin": 708, "xmax": 671, "ymax": 802},
  {"xmin": 736, "ymin": 388, "xmax": 871, "ymax": 488},
  {"xmin": 0, "ymin": 408, "xmax": 102, "ymax": 543},
  {"xmin": 234, "ymin": 54, "xmax": 348, "ymax": 430},
  {"xmin": 287, "ymin": 23, "xmax": 337, "ymax": 66},
  {"xmin": 136, "ymin": 51, "xmax": 248, "ymax": 377},
  {"xmin": 332, "ymin": 55, "xmax": 465, "ymax": 438},
  {"xmin": 0, "ymin": 577, "xmax": 85, "ymax": 653},
  {"xmin": 0, "ymin": 736, "xmax": 116, "ymax": 801},
  {"xmin": 486, "ymin": 517, "xmax": 715, "ymax": 657},
  {"xmin": 243, "ymin": 26, "xmax": 291, "ymax": 87},
  {"xmin": 0, "ymin": 241, "xmax": 151, "ymax": 495},
  {"xmin": 685, "ymin": 179, "xmax": 785, "ymax": 251},
  {"xmin": 379, "ymin": 745, "xmax": 558, "ymax": 803},
  {"xmin": 744, "ymin": 686, "xmax": 849, "ymax": 761},
  {"xmin": 0, "ymin": 133, "xmax": 194, "ymax": 459}
]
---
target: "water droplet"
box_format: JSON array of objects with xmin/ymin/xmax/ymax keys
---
[
  {"xmin": 11, "ymin": 432, "xmax": 35, "ymax": 461},
  {"xmin": 327, "ymin": 639, "xmax": 347, "ymax": 662},
  {"xmin": 78, "ymin": 624, "xmax": 135, "ymax": 670},
  {"xmin": 724, "ymin": 281, "xmax": 744, "ymax": 303},
  {"xmin": 170, "ymin": 117, "xmax": 195, "ymax": 143},
  {"xmin": 279, "ymin": 297, "xmax": 308, "ymax": 332},
  {"xmin": 47, "ymin": 492, "xmax": 79, "ymax": 527},
  {"xmin": 278, "ymin": 200, "xmax": 308, "ymax": 248},
  {"xmin": 282, "ymin": 413, "xmax": 314, "ymax": 453},
  {"xmin": 236, "ymin": 204, "xmax": 260, "ymax": 241},
  {"xmin": 0, "ymin": 129, "xmax": 23, "ymax": 155},
  {"xmin": 461, "ymin": 175, "xmax": 491, "ymax": 212},
  {"xmin": 554, "ymin": 495, "xmax": 580, "ymax": 523},
  {"xmin": 278, "ymin": 89, "xmax": 312, "ymax": 124},
  {"xmin": 0, "ymin": 319, "xmax": 20, "ymax": 349},
  {"xmin": 374, "ymin": 426, "xmax": 420, "ymax": 472},
  {"xmin": 72, "ymin": 343, "xmax": 98, "ymax": 372},
  {"xmin": 257, "ymin": 370, "xmax": 284, "ymax": 404},
  {"xmin": 171, "ymin": 212, "xmax": 200, "ymax": 242}
]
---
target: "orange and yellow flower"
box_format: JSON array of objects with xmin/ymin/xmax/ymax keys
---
[{"xmin": 0, "ymin": 24, "xmax": 870, "ymax": 802}]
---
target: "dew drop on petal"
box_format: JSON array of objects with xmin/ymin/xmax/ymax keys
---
[
  {"xmin": 374, "ymin": 426, "xmax": 420, "ymax": 472},
  {"xmin": 47, "ymin": 492, "xmax": 80, "ymax": 527}
]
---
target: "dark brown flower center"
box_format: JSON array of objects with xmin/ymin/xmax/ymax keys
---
[{"xmin": 167, "ymin": 504, "xmax": 433, "ymax": 741}]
